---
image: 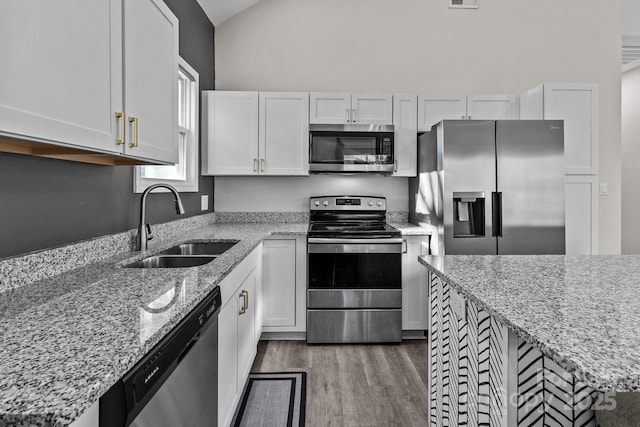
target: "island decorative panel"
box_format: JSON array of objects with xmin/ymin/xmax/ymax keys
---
[{"xmin": 428, "ymin": 270, "xmax": 597, "ymax": 426}]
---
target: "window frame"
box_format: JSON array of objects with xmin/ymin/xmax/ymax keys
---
[{"xmin": 134, "ymin": 56, "xmax": 200, "ymax": 193}]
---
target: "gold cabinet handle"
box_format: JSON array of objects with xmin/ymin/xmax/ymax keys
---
[
  {"xmin": 352, "ymin": 108, "xmax": 356, "ymax": 123},
  {"xmin": 260, "ymin": 158, "xmax": 265, "ymax": 172},
  {"xmin": 239, "ymin": 290, "xmax": 248, "ymax": 315},
  {"xmin": 468, "ymin": 115, "xmax": 472, "ymax": 120},
  {"xmin": 128, "ymin": 116, "xmax": 139, "ymax": 148},
  {"xmin": 345, "ymin": 108, "xmax": 350, "ymax": 123},
  {"xmin": 253, "ymin": 158, "xmax": 258, "ymax": 172},
  {"xmin": 115, "ymin": 112, "xmax": 125, "ymax": 145},
  {"xmin": 394, "ymin": 160, "xmax": 398, "ymax": 173},
  {"xmin": 461, "ymin": 115, "xmax": 466, "ymax": 119}
]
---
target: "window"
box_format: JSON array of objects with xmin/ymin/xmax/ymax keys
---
[{"xmin": 134, "ymin": 57, "xmax": 199, "ymax": 192}]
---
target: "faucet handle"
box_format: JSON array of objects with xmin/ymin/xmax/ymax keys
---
[{"xmin": 145, "ymin": 223, "xmax": 153, "ymax": 241}]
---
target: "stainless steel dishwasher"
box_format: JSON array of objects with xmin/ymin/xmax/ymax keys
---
[{"xmin": 100, "ymin": 286, "xmax": 221, "ymax": 427}]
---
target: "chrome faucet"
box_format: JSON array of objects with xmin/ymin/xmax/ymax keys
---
[{"xmin": 137, "ymin": 184, "xmax": 185, "ymax": 251}]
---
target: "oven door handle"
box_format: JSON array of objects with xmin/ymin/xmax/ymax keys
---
[
  {"xmin": 308, "ymin": 242, "xmax": 403, "ymax": 254},
  {"xmin": 307, "ymin": 238, "xmax": 404, "ymax": 245}
]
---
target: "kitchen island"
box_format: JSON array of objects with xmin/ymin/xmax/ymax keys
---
[{"xmin": 421, "ymin": 255, "xmax": 640, "ymax": 426}]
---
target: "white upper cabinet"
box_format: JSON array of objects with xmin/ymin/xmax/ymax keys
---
[
  {"xmin": 202, "ymin": 91, "xmax": 259, "ymax": 175},
  {"xmin": 309, "ymin": 92, "xmax": 351, "ymax": 124},
  {"xmin": 418, "ymin": 93, "xmax": 467, "ymax": 131},
  {"xmin": 0, "ymin": 0, "xmax": 179, "ymax": 165},
  {"xmin": 520, "ymin": 83, "xmax": 598, "ymax": 175},
  {"xmin": 259, "ymin": 92, "xmax": 309, "ymax": 175},
  {"xmin": 418, "ymin": 93, "xmax": 518, "ymax": 131},
  {"xmin": 0, "ymin": 0, "xmax": 122, "ymax": 153},
  {"xmin": 202, "ymin": 91, "xmax": 309, "ymax": 176},
  {"xmin": 466, "ymin": 94, "xmax": 519, "ymax": 121},
  {"xmin": 392, "ymin": 93, "xmax": 418, "ymax": 177},
  {"xmin": 310, "ymin": 92, "xmax": 392, "ymax": 124},
  {"xmin": 121, "ymin": 0, "xmax": 179, "ymax": 163}
]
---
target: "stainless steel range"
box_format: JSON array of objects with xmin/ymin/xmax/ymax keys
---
[{"xmin": 306, "ymin": 196, "xmax": 402, "ymax": 344}]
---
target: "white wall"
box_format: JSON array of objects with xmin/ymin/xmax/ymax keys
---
[
  {"xmin": 624, "ymin": 0, "xmax": 640, "ymax": 36},
  {"xmin": 214, "ymin": 176, "xmax": 408, "ymax": 212},
  {"xmin": 214, "ymin": 0, "xmax": 622, "ymax": 253},
  {"xmin": 621, "ymin": 67, "xmax": 640, "ymax": 253}
]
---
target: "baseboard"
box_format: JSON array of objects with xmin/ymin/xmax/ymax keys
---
[
  {"xmin": 402, "ymin": 330, "xmax": 428, "ymax": 339},
  {"xmin": 260, "ymin": 331, "xmax": 307, "ymax": 341}
]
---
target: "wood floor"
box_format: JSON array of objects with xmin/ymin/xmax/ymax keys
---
[{"xmin": 251, "ymin": 340, "xmax": 429, "ymax": 426}]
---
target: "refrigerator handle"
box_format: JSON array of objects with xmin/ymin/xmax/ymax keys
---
[{"xmin": 492, "ymin": 192, "xmax": 503, "ymax": 237}]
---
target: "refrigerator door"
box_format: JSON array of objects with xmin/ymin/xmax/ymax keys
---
[
  {"xmin": 441, "ymin": 120, "xmax": 497, "ymax": 254},
  {"xmin": 496, "ymin": 120, "xmax": 565, "ymax": 254}
]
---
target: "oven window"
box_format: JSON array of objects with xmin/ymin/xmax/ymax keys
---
[
  {"xmin": 310, "ymin": 135, "xmax": 392, "ymax": 164},
  {"xmin": 308, "ymin": 253, "xmax": 401, "ymax": 289}
]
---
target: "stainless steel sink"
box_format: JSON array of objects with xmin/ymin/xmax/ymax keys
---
[
  {"xmin": 124, "ymin": 255, "xmax": 217, "ymax": 269},
  {"xmin": 157, "ymin": 241, "xmax": 238, "ymax": 256}
]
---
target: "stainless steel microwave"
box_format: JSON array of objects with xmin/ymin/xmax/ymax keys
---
[{"xmin": 309, "ymin": 124, "xmax": 395, "ymax": 174}]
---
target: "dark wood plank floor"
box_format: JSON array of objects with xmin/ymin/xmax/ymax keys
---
[{"xmin": 251, "ymin": 340, "xmax": 429, "ymax": 426}]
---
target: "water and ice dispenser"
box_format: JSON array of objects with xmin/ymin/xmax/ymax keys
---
[{"xmin": 452, "ymin": 192, "xmax": 485, "ymax": 238}]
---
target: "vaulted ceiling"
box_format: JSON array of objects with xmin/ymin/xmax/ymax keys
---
[{"xmin": 196, "ymin": 0, "xmax": 261, "ymax": 26}]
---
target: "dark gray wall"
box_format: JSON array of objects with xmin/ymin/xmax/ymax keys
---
[{"xmin": 0, "ymin": 0, "xmax": 215, "ymax": 260}]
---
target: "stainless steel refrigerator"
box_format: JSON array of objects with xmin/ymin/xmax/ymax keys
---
[{"xmin": 409, "ymin": 120, "xmax": 565, "ymax": 255}]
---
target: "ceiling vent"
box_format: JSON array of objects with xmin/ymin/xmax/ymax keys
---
[
  {"xmin": 623, "ymin": 36, "xmax": 640, "ymax": 65},
  {"xmin": 450, "ymin": 0, "xmax": 478, "ymax": 9}
]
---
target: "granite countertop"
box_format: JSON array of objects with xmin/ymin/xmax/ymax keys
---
[
  {"xmin": 0, "ymin": 222, "xmax": 306, "ymax": 427},
  {"xmin": 390, "ymin": 222, "xmax": 431, "ymax": 236},
  {"xmin": 419, "ymin": 255, "xmax": 640, "ymax": 393}
]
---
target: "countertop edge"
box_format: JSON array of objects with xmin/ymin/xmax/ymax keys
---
[{"xmin": 418, "ymin": 256, "xmax": 628, "ymax": 392}]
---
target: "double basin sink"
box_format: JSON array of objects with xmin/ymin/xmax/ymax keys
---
[{"xmin": 124, "ymin": 241, "xmax": 238, "ymax": 268}]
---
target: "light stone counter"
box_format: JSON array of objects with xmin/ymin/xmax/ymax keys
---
[
  {"xmin": 0, "ymin": 221, "xmax": 306, "ymax": 427},
  {"xmin": 421, "ymin": 255, "xmax": 640, "ymax": 427}
]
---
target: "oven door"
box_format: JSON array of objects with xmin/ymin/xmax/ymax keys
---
[{"xmin": 307, "ymin": 238, "xmax": 402, "ymax": 309}]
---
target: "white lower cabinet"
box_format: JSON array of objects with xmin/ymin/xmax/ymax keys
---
[
  {"xmin": 565, "ymin": 175, "xmax": 599, "ymax": 255},
  {"xmin": 402, "ymin": 236, "xmax": 430, "ymax": 331},
  {"xmin": 217, "ymin": 246, "xmax": 262, "ymax": 427},
  {"xmin": 262, "ymin": 236, "xmax": 307, "ymax": 334}
]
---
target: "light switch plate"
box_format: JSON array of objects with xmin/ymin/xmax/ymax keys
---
[
  {"xmin": 600, "ymin": 183, "xmax": 608, "ymax": 195},
  {"xmin": 450, "ymin": 289, "xmax": 467, "ymax": 322},
  {"xmin": 201, "ymin": 195, "xmax": 209, "ymax": 211}
]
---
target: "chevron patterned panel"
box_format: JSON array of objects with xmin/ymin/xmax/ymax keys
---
[
  {"xmin": 466, "ymin": 299, "xmax": 479, "ymax": 427},
  {"xmin": 516, "ymin": 338, "xmax": 597, "ymax": 426},
  {"xmin": 477, "ymin": 306, "xmax": 491, "ymax": 426},
  {"xmin": 442, "ymin": 279, "xmax": 451, "ymax": 425},
  {"xmin": 430, "ymin": 272, "xmax": 444, "ymax": 427},
  {"xmin": 449, "ymin": 298, "xmax": 460, "ymax": 427},
  {"xmin": 489, "ymin": 318, "xmax": 508, "ymax": 426},
  {"xmin": 517, "ymin": 339, "xmax": 545, "ymax": 426},
  {"xmin": 458, "ymin": 308, "xmax": 469, "ymax": 426}
]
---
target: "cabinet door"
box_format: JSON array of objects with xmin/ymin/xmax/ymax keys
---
[
  {"xmin": 392, "ymin": 93, "xmax": 418, "ymax": 177},
  {"xmin": 351, "ymin": 93, "xmax": 393, "ymax": 124},
  {"xmin": 262, "ymin": 240, "xmax": 297, "ymax": 327},
  {"xmin": 122, "ymin": 0, "xmax": 178, "ymax": 163},
  {"xmin": 418, "ymin": 93, "xmax": 467, "ymax": 131},
  {"xmin": 543, "ymin": 84, "xmax": 598, "ymax": 175},
  {"xmin": 466, "ymin": 94, "xmax": 519, "ymax": 120},
  {"xmin": 259, "ymin": 92, "xmax": 309, "ymax": 176},
  {"xmin": 0, "ymin": 0, "xmax": 122, "ymax": 153},
  {"xmin": 218, "ymin": 298, "xmax": 239, "ymax": 427},
  {"xmin": 309, "ymin": 92, "xmax": 351, "ymax": 124},
  {"xmin": 565, "ymin": 175, "xmax": 599, "ymax": 255},
  {"xmin": 202, "ymin": 91, "xmax": 259, "ymax": 175},
  {"xmin": 402, "ymin": 236, "xmax": 430, "ymax": 330},
  {"xmin": 237, "ymin": 266, "xmax": 257, "ymax": 389}
]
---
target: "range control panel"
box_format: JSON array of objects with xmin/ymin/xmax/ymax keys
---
[{"xmin": 309, "ymin": 196, "xmax": 386, "ymax": 211}]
